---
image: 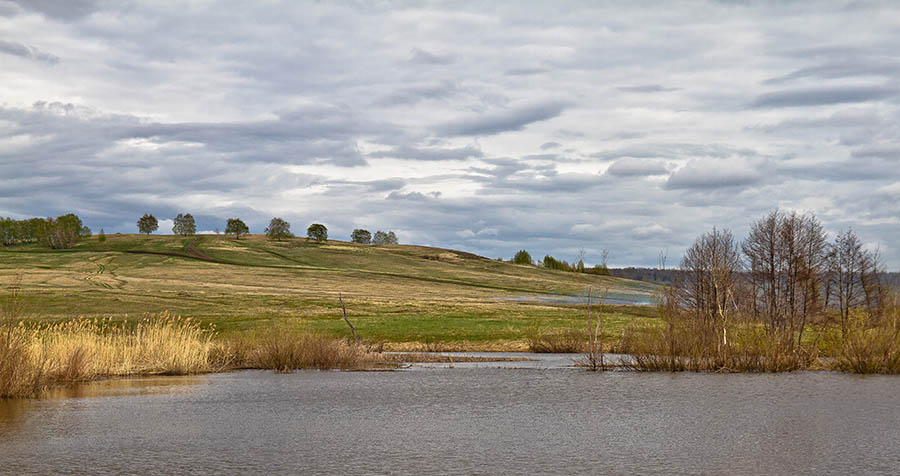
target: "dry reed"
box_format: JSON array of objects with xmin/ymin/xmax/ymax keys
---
[
  {"xmin": 217, "ymin": 329, "xmax": 374, "ymax": 372},
  {"xmin": 1, "ymin": 312, "xmax": 215, "ymax": 398},
  {"xmin": 832, "ymin": 305, "xmax": 900, "ymax": 374},
  {"xmin": 621, "ymin": 316, "xmax": 817, "ymax": 372},
  {"xmin": 527, "ymin": 330, "xmax": 588, "ymax": 353}
]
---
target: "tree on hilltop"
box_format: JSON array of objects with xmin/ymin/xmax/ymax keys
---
[
  {"xmin": 225, "ymin": 218, "xmax": 250, "ymax": 240},
  {"xmin": 372, "ymin": 230, "xmax": 398, "ymax": 245},
  {"xmin": 307, "ymin": 223, "xmax": 328, "ymax": 242},
  {"xmin": 351, "ymin": 229, "xmax": 371, "ymax": 244},
  {"xmin": 513, "ymin": 250, "xmax": 532, "ymax": 265},
  {"xmin": 173, "ymin": 213, "xmax": 196, "ymax": 236},
  {"xmin": 265, "ymin": 218, "xmax": 293, "ymax": 241},
  {"xmin": 137, "ymin": 214, "xmax": 158, "ymax": 235}
]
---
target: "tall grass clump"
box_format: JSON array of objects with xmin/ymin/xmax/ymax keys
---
[
  {"xmin": 622, "ymin": 317, "xmax": 817, "ymax": 372},
  {"xmin": 1, "ymin": 312, "xmax": 215, "ymax": 398},
  {"xmin": 218, "ymin": 329, "xmax": 373, "ymax": 372},
  {"xmin": 527, "ymin": 330, "xmax": 587, "ymax": 353},
  {"xmin": 832, "ymin": 297, "xmax": 900, "ymax": 374}
]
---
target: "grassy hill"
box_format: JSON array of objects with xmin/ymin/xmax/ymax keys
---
[{"xmin": 0, "ymin": 234, "xmax": 660, "ymax": 350}]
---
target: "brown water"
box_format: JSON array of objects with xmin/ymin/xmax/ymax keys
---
[{"xmin": 2, "ymin": 358, "xmax": 900, "ymax": 475}]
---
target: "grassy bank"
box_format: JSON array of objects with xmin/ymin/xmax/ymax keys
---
[{"xmin": 0, "ymin": 234, "xmax": 659, "ymax": 349}]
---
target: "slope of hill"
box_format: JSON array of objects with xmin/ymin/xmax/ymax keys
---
[{"xmin": 0, "ymin": 234, "xmax": 660, "ymax": 349}]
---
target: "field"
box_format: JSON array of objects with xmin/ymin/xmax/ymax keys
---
[{"xmin": 0, "ymin": 234, "xmax": 660, "ymax": 350}]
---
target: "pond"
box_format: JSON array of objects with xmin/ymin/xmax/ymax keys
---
[{"xmin": 2, "ymin": 354, "xmax": 899, "ymax": 475}]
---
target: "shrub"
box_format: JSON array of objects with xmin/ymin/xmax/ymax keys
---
[{"xmin": 512, "ymin": 250, "xmax": 532, "ymax": 265}]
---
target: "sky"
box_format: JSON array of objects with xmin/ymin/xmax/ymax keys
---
[{"xmin": 1, "ymin": 1, "xmax": 899, "ymax": 268}]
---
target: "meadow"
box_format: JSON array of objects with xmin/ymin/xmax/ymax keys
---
[{"xmin": 0, "ymin": 233, "xmax": 660, "ymax": 351}]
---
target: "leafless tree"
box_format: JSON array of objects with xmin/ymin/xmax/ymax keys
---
[
  {"xmin": 742, "ymin": 210, "xmax": 828, "ymax": 345},
  {"xmin": 827, "ymin": 229, "xmax": 882, "ymax": 337},
  {"xmin": 674, "ymin": 227, "xmax": 742, "ymax": 347}
]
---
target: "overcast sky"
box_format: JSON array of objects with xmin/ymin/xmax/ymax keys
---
[{"xmin": 2, "ymin": 1, "xmax": 899, "ymax": 268}]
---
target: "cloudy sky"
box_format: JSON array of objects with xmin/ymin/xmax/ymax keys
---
[{"xmin": 2, "ymin": 1, "xmax": 899, "ymax": 268}]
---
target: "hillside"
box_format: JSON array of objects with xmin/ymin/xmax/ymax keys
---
[{"xmin": 0, "ymin": 234, "xmax": 660, "ymax": 349}]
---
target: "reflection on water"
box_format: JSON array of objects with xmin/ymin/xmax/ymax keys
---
[
  {"xmin": 44, "ymin": 375, "xmax": 208, "ymax": 399},
  {"xmin": 2, "ymin": 364, "xmax": 900, "ymax": 475}
]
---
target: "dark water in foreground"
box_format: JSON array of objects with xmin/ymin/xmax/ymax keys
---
[{"xmin": 2, "ymin": 355, "xmax": 900, "ymax": 475}]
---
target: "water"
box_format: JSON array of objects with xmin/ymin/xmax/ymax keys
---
[{"xmin": 2, "ymin": 358, "xmax": 900, "ymax": 475}]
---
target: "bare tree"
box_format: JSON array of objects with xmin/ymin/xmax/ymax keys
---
[
  {"xmin": 582, "ymin": 287, "xmax": 606, "ymax": 371},
  {"xmin": 674, "ymin": 227, "xmax": 742, "ymax": 347},
  {"xmin": 827, "ymin": 229, "xmax": 881, "ymax": 337},
  {"xmin": 742, "ymin": 210, "xmax": 828, "ymax": 344}
]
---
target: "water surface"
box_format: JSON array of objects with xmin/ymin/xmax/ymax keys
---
[{"xmin": 2, "ymin": 360, "xmax": 899, "ymax": 475}]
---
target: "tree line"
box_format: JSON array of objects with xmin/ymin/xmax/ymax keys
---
[
  {"xmin": 135, "ymin": 213, "xmax": 398, "ymax": 245},
  {"xmin": 669, "ymin": 209, "xmax": 892, "ymax": 350},
  {"xmin": 1, "ymin": 212, "xmax": 401, "ymax": 249},
  {"xmin": 510, "ymin": 249, "xmax": 611, "ymax": 275},
  {"xmin": 0, "ymin": 214, "xmax": 91, "ymax": 249}
]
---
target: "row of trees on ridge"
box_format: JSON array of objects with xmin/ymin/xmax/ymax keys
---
[{"xmin": 135, "ymin": 214, "xmax": 397, "ymax": 244}]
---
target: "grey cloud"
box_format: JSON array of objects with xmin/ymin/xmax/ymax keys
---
[
  {"xmin": 851, "ymin": 145, "xmax": 900, "ymax": 159},
  {"xmin": 504, "ymin": 67, "xmax": 549, "ymax": 76},
  {"xmin": 368, "ymin": 144, "xmax": 483, "ymax": 161},
  {"xmin": 408, "ymin": 47, "xmax": 455, "ymax": 65},
  {"xmin": 436, "ymin": 101, "xmax": 568, "ymax": 137},
  {"xmin": 10, "ymin": 0, "xmax": 97, "ymax": 20},
  {"xmin": 777, "ymin": 158, "xmax": 897, "ymax": 182},
  {"xmin": 764, "ymin": 57, "xmax": 900, "ymax": 84},
  {"xmin": 751, "ymin": 86, "xmax": 898, "ymax": 108},
  {"xmin": 376, "ymin": 81, "xmax": 460, "ymax": 106},
  {"xmin": 665, "ymin": 158, "xmax": 768, "ymax": 190},
  {"xmin": 386, "ymin": 191, "xmax": 437, "ymax": 201},
  {"xmin": 606, "ymin": 158, "xmax": 669, "ymax": 177},
  {"xmin": 0, "ymin": 39, "xmax": 59, "ymax": 63},
  {"xmin": 592, "ymin": 143, "xmax": 758, "ymax": 161},
  {"xmin": 617, "ymin": 84, "xmax": 679, "ymax": 93},
  {"xmin": 540, "ymin": 141, "xmax": 561, "ymax": 150}
]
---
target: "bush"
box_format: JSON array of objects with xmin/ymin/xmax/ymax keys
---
[
  {"xmin": 512, "ymin": 250, "xmax": 532, "ymax": 265},
  {"xmin": 98, "ymin": 229, "xmax": 106, "ymax": 242}
]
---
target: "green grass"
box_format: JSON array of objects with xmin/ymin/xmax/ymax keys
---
[{"xmin": 1, "ymin": 234, "xmax": 661, "ymax": 350}]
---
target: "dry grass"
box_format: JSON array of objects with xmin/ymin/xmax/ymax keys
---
[
  {"xmin": 831, "ymin": 304, "xmax": 900, "ymax": 374},
  {"xmin": 527, "ymin": 330, "xmax": 588, "ymax": 353},
  {"xmin": 621, "ymin": 316, "xmax": 817, "ymax": 372},
  {"xmin": 216, "ymin": 329, "xmax": 374, "ymax": 372},
  {"xmin": 1, "ymin": 313, "xmax": 215, "ymax": 398}
]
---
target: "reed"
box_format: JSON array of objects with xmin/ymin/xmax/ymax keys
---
[
  {"xmin": 621, "ymin": 314, "xmax": 816, "ymax": 372},
  {"xmin": 218, "ymin": 329, "xmax": 374, "ymax": 372},
  {"xmin": 1, "ymin": 313, "xmax": 215, "ymax": 398},
  {"xmin": 527, "ymin": 330, "xmax": 587, "ymax": 353},
  {"xmin": 832, "ymin": 303, "xmax": 900, "ymax": 374}
]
